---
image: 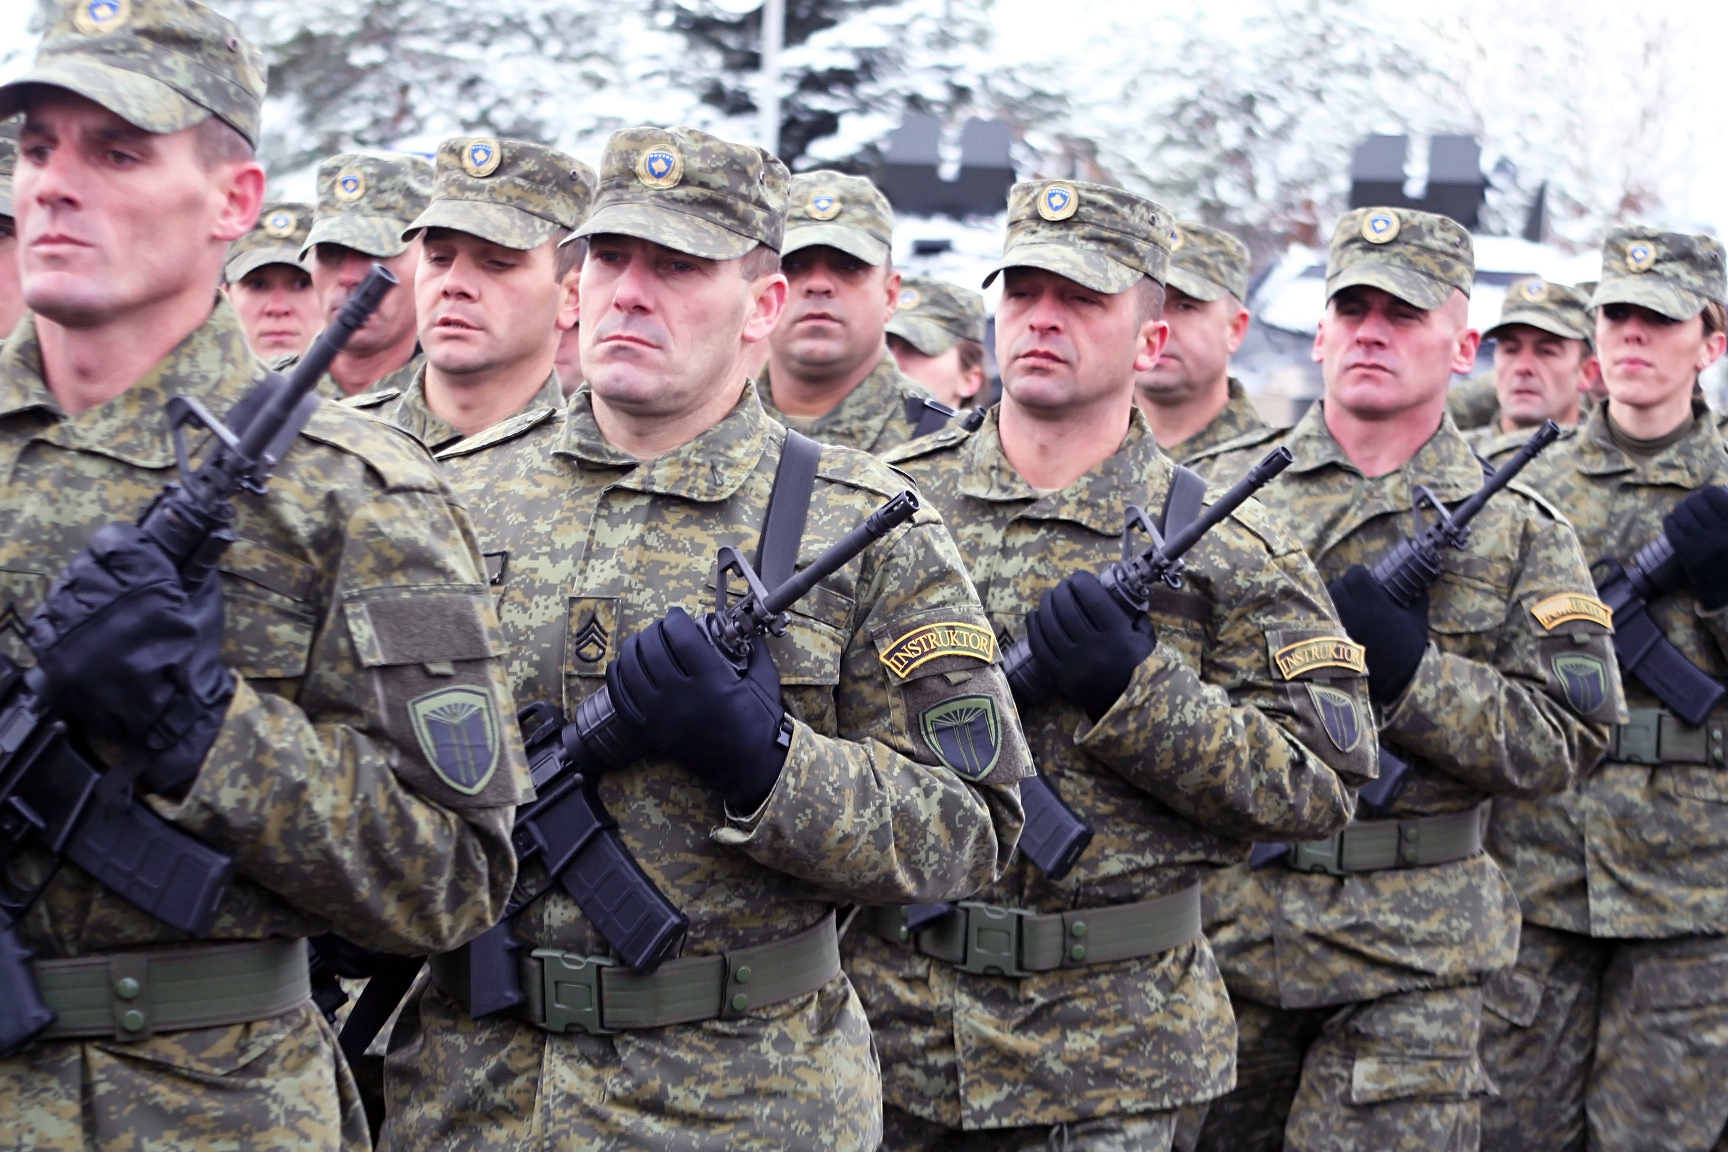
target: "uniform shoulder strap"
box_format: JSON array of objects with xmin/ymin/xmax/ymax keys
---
[
  {"xmin": 756, "ymin": 429, "xmax": 823, "ymax": 589},
  {"xmin": 1159, "ymin": 463, "xmax": 1208, "ymax": 537}
]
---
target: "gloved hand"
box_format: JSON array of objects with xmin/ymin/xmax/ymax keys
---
[
  {"xmin": 27, "ymin": 522, "xmax": 234, "ymax": 798},
  {"xmin": 1026, "ymin": 570, "xmax": 1157, "ymax": 721},
  {"xmin": 1664, "ymin": 486, "xmax": 1728, "ymax": 611},
  {"xmin": 607, "ymin": 607, "xmax": 788, "ymax": 812},
  {"xmin": 1327, "ymin": 564, "xmax": 1429, "ymax": 706}
]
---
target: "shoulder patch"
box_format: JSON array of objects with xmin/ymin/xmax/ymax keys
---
[
  {"xmin": 407, "ymin": 685, "xmax": 502, "ymax": 795},
  {"xmin": 1274, "ymin": 636, "xmax": 1367, "ymax": 679},
  {"xmin": 918, "ymin": 696, "xmax": 1003, "ymax": 781},
  {"xmin": 880, "ymin": 621, "xmax": 996, "ymax": 678},
  {"xmin": 1530, "ymin": 593, "xmax": 1612, "ymax": 631}
]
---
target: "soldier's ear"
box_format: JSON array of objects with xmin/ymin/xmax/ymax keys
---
[{"xmin": 214, "ymin": 162, "xmax": 267, "ymax": 245}]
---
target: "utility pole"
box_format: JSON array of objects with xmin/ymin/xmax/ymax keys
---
[{"xmin": 759, "ymin": 0, "xmax": 785, "ymax": 158}]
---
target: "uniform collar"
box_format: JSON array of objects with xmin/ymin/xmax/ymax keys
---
[
  {"xmin": 1174, "ymin": 376, "xmax": 1268, "ymax": 460},
  {"xmin": 957, "ymin": 403, "xmax": 1163, "ymax": 537},
  {"xmin": 392, "ymin": 366, "xmax": 463, "ymax": 451},
  {"xmin": 1283, "ymin": 400, "xmax": 1487, "ymax": 503},
  {"xmin": 0, "ymin": 297, "xmax": 264, "ymax": 470},
  {"xmin": 761, "ymin": 349, "xmax": 914, "ymax": 446},
  {"xmin": 556, "ymin": 379, "xmax": 774, "ymax": 503},
  {"xmin": 1571, "ymin": 395, "xmax": 1727, "ymax": 485}
]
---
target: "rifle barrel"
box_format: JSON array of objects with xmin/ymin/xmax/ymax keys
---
[
  {"xmin": 1445, "ymin": 419, "xmax": 1559, "ymax": 531},
  {"xmin": 761, "ymin": 490, "xmax": 920, "ymax": 617},
  {"xmin": 1147, "ymin": 447, "xmax": 1294, "ymax": 570}
]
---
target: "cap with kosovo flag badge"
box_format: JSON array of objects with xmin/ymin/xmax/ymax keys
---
[
  {"xmin": 1589, "ymin": 226, "xmax": 1726, "ymax": 322},
  {"xmin": 570, "ymin": 125, "xmax": 790, "ymax": 261},
  {"xmin": 887, "ymin": 275, "xmax": 987, "ymax": 357},
  {"xmin": 984, "ymin": 179, "xmax": 1173, "ymax": 295},
  {"xmin": 1327, "ymin": 207, "xmax": 1474, "ymax": 310},
  {"xmin": 303, "ymin": 152, "xmax": 433, "ymax": 260},
  {"xmin": 783, "ymin": 170, "xmax": 894, "ymax": 266},
  {"xmin": 224, "ymin": 200, "xmax": 311, "ymax": 284},
  {"xmin": 403, "ymin": 136, "xmax": 597, "ymax": 250},
  {"xmin": 1165, "ymin": 220, "xmax": 1251, "ymax": 303},
  {"xmin": 1486, "ymin": 277, "xmax": 1593, "ymax": 342},
  {"xmin": 0, "ymin": 0, "xmax": 267, "ymax": 146}
]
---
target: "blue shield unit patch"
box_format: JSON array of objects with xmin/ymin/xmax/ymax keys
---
[
  {"xmin": 1307, "ymin": 684, "xmax": 1362, "ymax": 754},
  {"xmin": 1552, "ymin": 653, "xmax": 1608, "ymax": 716},
  {"xmin": 919, "ymin": 696, "xmax": 1002, "ymax": 781},
  {"xmin": 408, "ymin": 686, "xmax": 501, "ymax": 795}
]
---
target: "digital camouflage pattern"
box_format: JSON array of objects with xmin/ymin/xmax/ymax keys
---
[
  {"xmin": 850, "ymin": 407, "xmax": 1373, "ymax": 1132},
  {"xmin": 883, "ymin": 1102, "xmax": 1179, "ymax": 1151},
  {"xmin": 1185, "ymin": 405, "xmax": 1621, "ymax": 1150},
  {"xmin": 760, "ymin": 350, "xmax": 940, "ymax": 457},
  {"xmin": 342, "ymin": 366, "xmax": 565, "ymax": 454},
  {"xmin": 887, "ymin": 275, "xmax": 987, "ymax": 357},
  {"xmin": 572, "ymin": 125, "xmax": 790, "ymax": 260},
  {"xmin": 1445, "ymin": 374, "xmax": 1500, "ymax": 432},
  {"xmin": 0, "ymin": 0, "xmax": 267, "ymax": 144},
  {"xmin": 1166, "ymin": 221, "xmax": 1251, "ymax": 303},
  {"xmin": 984, "ymin": 179, "xmax": 1173, "ymax": 294},
  {"xmin": 225, "ymin": 200, "xmax": 312, "ymax": 285},
  {"xmin": 1588, "ymin": 226, "xmax": 1727, "ymax": 321},
  {"xmin": 381, "ymin": 383, "xmax": 1031, "ymax": 1151},
  {"xmin": 303, "ymin": 152, "xmax": 434, "ymax": 260},
  {"xmin": 0, "ymin": 298, "xmax": 530, "ymax": 1150},
  {"xmin": 1485, "ymin": 278, "xmax": 1593, "ymax": 342},
  {"xmin": 782, "ymin": 170, "xmax": 894, "ymax": 266},
  {"xmin": 0, "ymin": 117, "xmax": 16, "ymax": 218},
  {"xmin": 1169, "ymin": 378, "xmax": 1271, "ymax": 465},
  {"xmin": 405, "ymin": 137, "xmax": 596, "ymax": 251},
  {"xmin": 1465, "ymin": 416, "xmax": 1590, "ymax": 467},
  {"xmin": 1327, "ymin": 207, "xmax": 1473, "ymax": 311}
]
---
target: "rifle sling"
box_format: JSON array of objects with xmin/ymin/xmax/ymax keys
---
[
  {"xmin": 1161, "ymin": 464, "xmax": 1207, "ymax": 539},
  {"xmin": 756, "ymin": 429, "xmax": 822, "ymax": 590}
]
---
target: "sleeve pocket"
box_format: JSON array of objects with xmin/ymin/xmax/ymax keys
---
[{"xmin": 1349, "ymin": 1055, "xmax": 1488, "ymax": 1104}]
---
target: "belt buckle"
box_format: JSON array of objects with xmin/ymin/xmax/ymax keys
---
[
  {"xmin": 533, "ymin": 949, "xmax": 617, "ymax": 1035},
  {"xmin": 1615, "ymin": 711, "xmax": 1661, "ymax": 765},
  {"xmin": 1289, "ymin": 832, "xmax": 1346, "ymax": 876},
  {"xmin": 955, "ymin": 902, "xmax": 1030, "ymax": 977}
]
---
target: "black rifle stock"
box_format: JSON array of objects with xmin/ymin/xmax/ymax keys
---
[
  {"xmin": 1596, "ymin": 533, "xmax": 1726, "ymax": 727},
  {"xmin": 0, "ymin": 266, "xmax": 398, "ymax": 1058},
  {"xmin": 998, "ymin": 447, "xmax": 1295, "ymax": 880}
]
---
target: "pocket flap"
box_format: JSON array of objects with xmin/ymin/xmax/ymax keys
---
[
  {"xmin": 343, "ymin": 585, "xmax": 501, "ymax": 667},
  {"xmin": 1482, "ymin": 966, "xmax": 1544, "ymax": 1028},
  {"xmin": 1350, "ymin": 1055, "xmax": 1487, "ymax": 1105}
]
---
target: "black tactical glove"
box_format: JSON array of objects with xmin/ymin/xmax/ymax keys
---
[
  {"xmin": 1665, "ymin": 486, "xmax": 1728, "ymax": 612},
  {"xmin": 607, "ymin": 607, "xmax": 789, "ymax": 812},
  {"xmin": 1026, "ymin": 570, "xmax": 1157, "ymax": 722},
  {"xmin": 27, "ymin": 522, "xmax": 234, "ymax": 798},
  {"xmin": 1327, "ymin": 564, "xmax": 1429, "ymax": 706}
]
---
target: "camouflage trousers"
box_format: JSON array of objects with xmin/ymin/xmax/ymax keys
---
[
  {"xmin": 0, "ymin": 1002, "xmax": 368, "ymax": 1150},
  {"xmin": 1478, "ymin": 923, "xmax": 1728, "ymax": 1152},
  {"xmin": 882, "ymin": 1103, "xmax": 1177, "ymax": 1151},
  {"xmin": 1193, "ymin": 985, "xmax": 1490, "ymax": 1152}
]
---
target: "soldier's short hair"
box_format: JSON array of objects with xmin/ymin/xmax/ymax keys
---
[{"xmin": 739, "ymin": 243, "xmax": 781, "ymax": 282}]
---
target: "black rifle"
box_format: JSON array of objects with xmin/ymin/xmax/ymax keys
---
[
  {"xmin": 1596, "ymin": 533, "xmax": 1725, "ymax": 727},
  {"xmin": 339, "ymin": 489, "xmax": 923, "ymax": 1044},
  {"xmin": 998, "ymin": 447, "xmax": 1296, "ymax": 880},
  {"xmin": 0, "ymin": 266, "xmax": 398, "ymax": 1058}
]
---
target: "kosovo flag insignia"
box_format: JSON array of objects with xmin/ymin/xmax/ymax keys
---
[
  {"xmin": 1552, "ymin": 654, "xmax": 1608, "ymax": 716},
  {"xmin": 920, "ymin": 696, "xmax": 1002, "ymax": 781},
  {"xmin": 1307, "ymin": 684, "xmax": 1362, "ymax": 754},
  {"xmin": 408, "ymin": 686, "xmax": 501, "ymax": 795}
]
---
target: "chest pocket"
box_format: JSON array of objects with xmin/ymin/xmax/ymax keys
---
[
  {"xmin": 0, "ymin": 569, "xmax": 48, "ymax": 667},
  {"xmin": 1427, "ymin": 570, "xmax": 1510, "ymax": 664},
  {"xmin": 219, "ymin": 538, "xmax": 319, "ymax": 681}
]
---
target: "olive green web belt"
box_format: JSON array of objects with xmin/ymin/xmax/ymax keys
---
[
  {"xmin": 1610, "ymin": 707, "xmax": 1728, "ymax": 766},
  {"xmin": 1272, "ymin": 803, "xmax": 1487, "ymax": 876},
  {"xmin": 35, "ymin": 938, "xmax": 311, "ymax": 1042},
  {"xmin": 431, "ymin": 912, "xmax": 841, "ymax": 1035},
  {"xmin": 861, "ymin": 882, "xmax": 1202, "ymax": 978}
]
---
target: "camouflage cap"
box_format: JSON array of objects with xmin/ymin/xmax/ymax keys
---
[
  {"xmin": 0, "ymin": 0, "xmax": 267, "ymax": 146},
  {"xmin": 403, "ymin": 137, "xmax": 596, "ymax": 251},
  {"xmin": 1165, "ymin": 220, "xmax": 1251, "ymax": 302},
  {"xmin": 782, "ymin": 170, "xmax": 893, "ymax": 266},
  {"xmin": 886, "ymin": 275, "xmax": 987, "ymax": 356},
  {"xmin": 984, "ymin": 180, "xmax": 1172, "ymax": 295},
  {"xmin": 1485, "ymin": 278, "xmax": 1592, "ymax": 342},
  {"xmin": 224, "ymin": 200, "xmax": 311, "ymax": 283},
  {"xmin": 1589, "ymin": 227, "xmax": 1726, "ymax": 321},
  {"xmin": 0, "ymin": 118, "xmax": 16, "ymax": 219},
  {"xmin": 570, "ymin": 126, "xmax": 789, "ymax": 261},
  {"xmin": 1327, "ymin": 207, "xmax": 1474, "ymax": 311},
  {"xmin": 303, "ymin": 153, "xmax": 434, "ymax": 260}
]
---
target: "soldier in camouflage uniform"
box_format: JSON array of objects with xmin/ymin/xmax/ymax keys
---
[
  {"xmin": 887, "ymin": 273, "xmax": 989, "ymax": 414},
  {"xmin": 0, "ymin": 116, "xmax": 21, "ymax": 343},
  {"xmin": 1185, "ymin": 208, "xmax": 1623, "ymax": 1152},
  {"xmin": 0, "ymin": 2, "xmax": 531, "ymax": 1147},
  {"xmin": 223, "ymin": 200, "xmax": 319, "ymax": 363},
  {"xmin": 1465, "ymin": 278, "xmax": 1598, "ymax": 466},
  {"xmin": 762, "ymin": 170, "xmax": 955, "ymax": 453},
  {"xmin": 1134, "ymin": 220, "xmax": 1270, "ymax": 463},
  {"xmin": 342, "ymin": 137, "xmax": 593, "ymax": 451},
  {"xmin": 850, "ymin": 179, "xmax": 1374, "ymax": 1152},
  {"xmin": 303, "ymin": 150, "xmax": 432, "ymax": 397},
  {"xmin": 1480, "ymin": 229, "xmax": 1728, "ymax": 1152},
  {"xmin": 379, "ymin": 125, "xmax": 1032, "ymax": 1152}
]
